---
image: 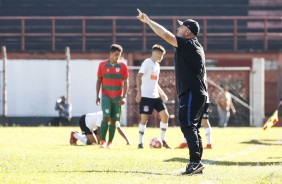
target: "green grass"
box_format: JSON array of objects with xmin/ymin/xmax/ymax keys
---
[{"xmin": 0, "ymin": 126, "xmax": 282, "ymax": 184}]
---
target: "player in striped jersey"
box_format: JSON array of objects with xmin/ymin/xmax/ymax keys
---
[{"xmin": 96, "ymin": 44, "xmax": 129, "ymax": 149}]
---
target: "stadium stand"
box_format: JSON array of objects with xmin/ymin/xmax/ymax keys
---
[
  {"xmin": 0, "ymin": 0, "xmax": 281, "ymax": 126},
  {"xmin": 0, "ymin": 0, "xmax": 249, "ymax": 16},
  {"xmin": 0, "ymin": 0, "xmax": 281, "ymax": 52}
]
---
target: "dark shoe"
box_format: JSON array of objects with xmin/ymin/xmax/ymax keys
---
[
  {"xmin": 181, "ymin": 162, "xmax": 205, "ymax": 175},
  {"xmin": 138, "ymin": 143, "xmax": 143, "ymax": 149},
  {"xmin": 162, "ymin": 140, "xmax": 173, "ymax": 149}
]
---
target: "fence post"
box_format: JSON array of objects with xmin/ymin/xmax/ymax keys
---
[
  {"xmin": 65, "ymin": 47, "xmax": 71, "ymax": 102},
  {"xmin": 2, "ymin": 46, "xmax": 7, "ymax": 117}
]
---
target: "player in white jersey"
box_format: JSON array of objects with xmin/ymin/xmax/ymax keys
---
[
  {"xmin": 70, "ymin": 111, "xmax": 131, "ymax": 145},
  {"xmin": 135, "ymin": 44, "xmax": 172, "ymax": 149}
]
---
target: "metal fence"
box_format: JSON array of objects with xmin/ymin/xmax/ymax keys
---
[
  {"xmin": 0, "ymin": 16, "xmax": 281, "ymax": 52},
  {"xmin": 127, "ymin": 66, "xmax": 252, "ymax": 127}
]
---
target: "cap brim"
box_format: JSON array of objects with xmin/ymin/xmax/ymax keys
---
[{"xmin": 177, "ymin": 20, "xmax": 183, "ymax": 25}]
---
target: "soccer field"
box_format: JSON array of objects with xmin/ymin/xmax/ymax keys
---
[{"xmin": 0, "ymin": 127, "xmax": 282, "ymax": 184}]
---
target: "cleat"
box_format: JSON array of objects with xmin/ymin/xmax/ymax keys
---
[
  {"xmin": 162, "ymin": 140, "xmax": 173, "ymax": 149},
  {"xmin": 106, "ymin": 142, "xmax": 113, "ymax": 149},
  {"xmin": 204, "ymin": 144, "xmax": 212, "ymax": 149},
  {"xmin": 138, "ymin": 143, "xmax": 143, "ymax": 149},
  {"xmin": 175, "ymin": 143, "xmax": 188, "ymax": 149},
  {"xmin": 100, "ymin": 140, "xmax": 106, "ymax": 148},
  {"xmin": 181, "ymin": 162, "xmax": 205, "ymax": 175},
  {"xmin": 70, "ymin": 131, "xmax": 78, "ymax": 145}
]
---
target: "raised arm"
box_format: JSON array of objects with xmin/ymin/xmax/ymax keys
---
[{"xmin": 136, "ymin": 9, "xmax": 178, "ymax": 47}]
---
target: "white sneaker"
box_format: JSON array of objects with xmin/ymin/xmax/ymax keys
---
[{"xmin": 100, "ymin": 140, "xmax": 106, "ymax": 148}]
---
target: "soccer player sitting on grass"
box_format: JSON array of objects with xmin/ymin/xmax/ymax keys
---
[{"xmin": 70, "ymin": 111, "xmax": 131, "ymax": 146}]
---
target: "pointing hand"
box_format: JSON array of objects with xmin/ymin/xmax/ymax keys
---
[{"xmin": 136, "ymin": 8, "xmax": 149, "ymax": 23}]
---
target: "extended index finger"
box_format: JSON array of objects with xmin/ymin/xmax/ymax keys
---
[{"xmin": 137, "ymin": 8, "xmax": 142, "ymax": 14}]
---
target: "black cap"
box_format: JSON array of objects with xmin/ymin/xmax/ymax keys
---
[{"xmin": 177, "ymin": 19, "xmax": 200, "ymax": 36}]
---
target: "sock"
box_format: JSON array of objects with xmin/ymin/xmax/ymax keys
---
[
  {"xmin": 100, "ymin": 121, "xmax": 109, "ymax": 141},
  {"xmin": 108, "ymin": 124, "xmax": 116, "ymax": 142},
  {"xmin": 160, "ymin": 122, "xmax": 168, "ymax": 141},
  {"xmin": 138, "ymin": 124, "xmax": 146, "ymax": 144},
  {"xmin": 73, "ymin": 132, "xmax": 87, "ymax": 144},
  {"xmin": 205, "ymin": 127, "xmax": 212, "ymax": 144},
  {"xmin": 182, "ymin": 137, "xmax": 187, "ymax": 143}
]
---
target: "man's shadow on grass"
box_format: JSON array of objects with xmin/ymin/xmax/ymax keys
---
[
  {"xmin": 43, "ymin": 169, "xmax": 184, "ymax": 176},
  {"xmin": 164, "ymin": 158, "xmax": 282, "ymax": 166},
  {"xmin": 240, "ymin": 139, "xmax": 282, "ymax": 146}
]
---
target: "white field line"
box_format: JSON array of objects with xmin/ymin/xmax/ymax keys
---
[{"xmin": 171, "ymin": 139, "xmax": 282, "ymax": 175}]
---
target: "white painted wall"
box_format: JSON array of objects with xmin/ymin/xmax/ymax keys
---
[{"xmin": 1, "ymin": 59, "xmax": 102, "ymax": 116}]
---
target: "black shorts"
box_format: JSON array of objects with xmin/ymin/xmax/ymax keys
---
[
  {"xmin": 139, "ymin": 97, "xmax": 166, "ymax": 115},
  {"xmin": 202, "ymin": 103, "xmax": 210, "ymax": 119},
  {"xmin": 79, "ymin": 115, "xmax": 92, "ymax": 135}
]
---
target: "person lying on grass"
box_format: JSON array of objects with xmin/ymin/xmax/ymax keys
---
[{"xmin": 70, "ymin": 111, "xmax": 131, "ymax": 146}]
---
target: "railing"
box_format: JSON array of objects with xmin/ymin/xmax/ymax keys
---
[{"xmin": 0, "ymin": 16, "xmax": 281, "ymax": 52}]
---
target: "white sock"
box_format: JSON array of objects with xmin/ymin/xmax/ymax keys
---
[
  {"xmin": 160, "ymin": 122, "xmax": 168, "ymax": 141},
  {"xmin": 182, "ymin": 137, "xmax": 187, "ymax": 143},
  {"xmin": 73, "ymin": 132, "xmax": 87, "ymax": 145},
  {"xmin": 205, "ymin": 127, "xmax": 212, "ymax": 144},
  {"xmin": 138, "ymin": 124, "xmax": 146, "ymax": 144}
]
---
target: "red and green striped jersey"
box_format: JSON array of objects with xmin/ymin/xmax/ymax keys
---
[{"xmin": 97, "ymin": 59, "xmax": 128, "ymax": 98}]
